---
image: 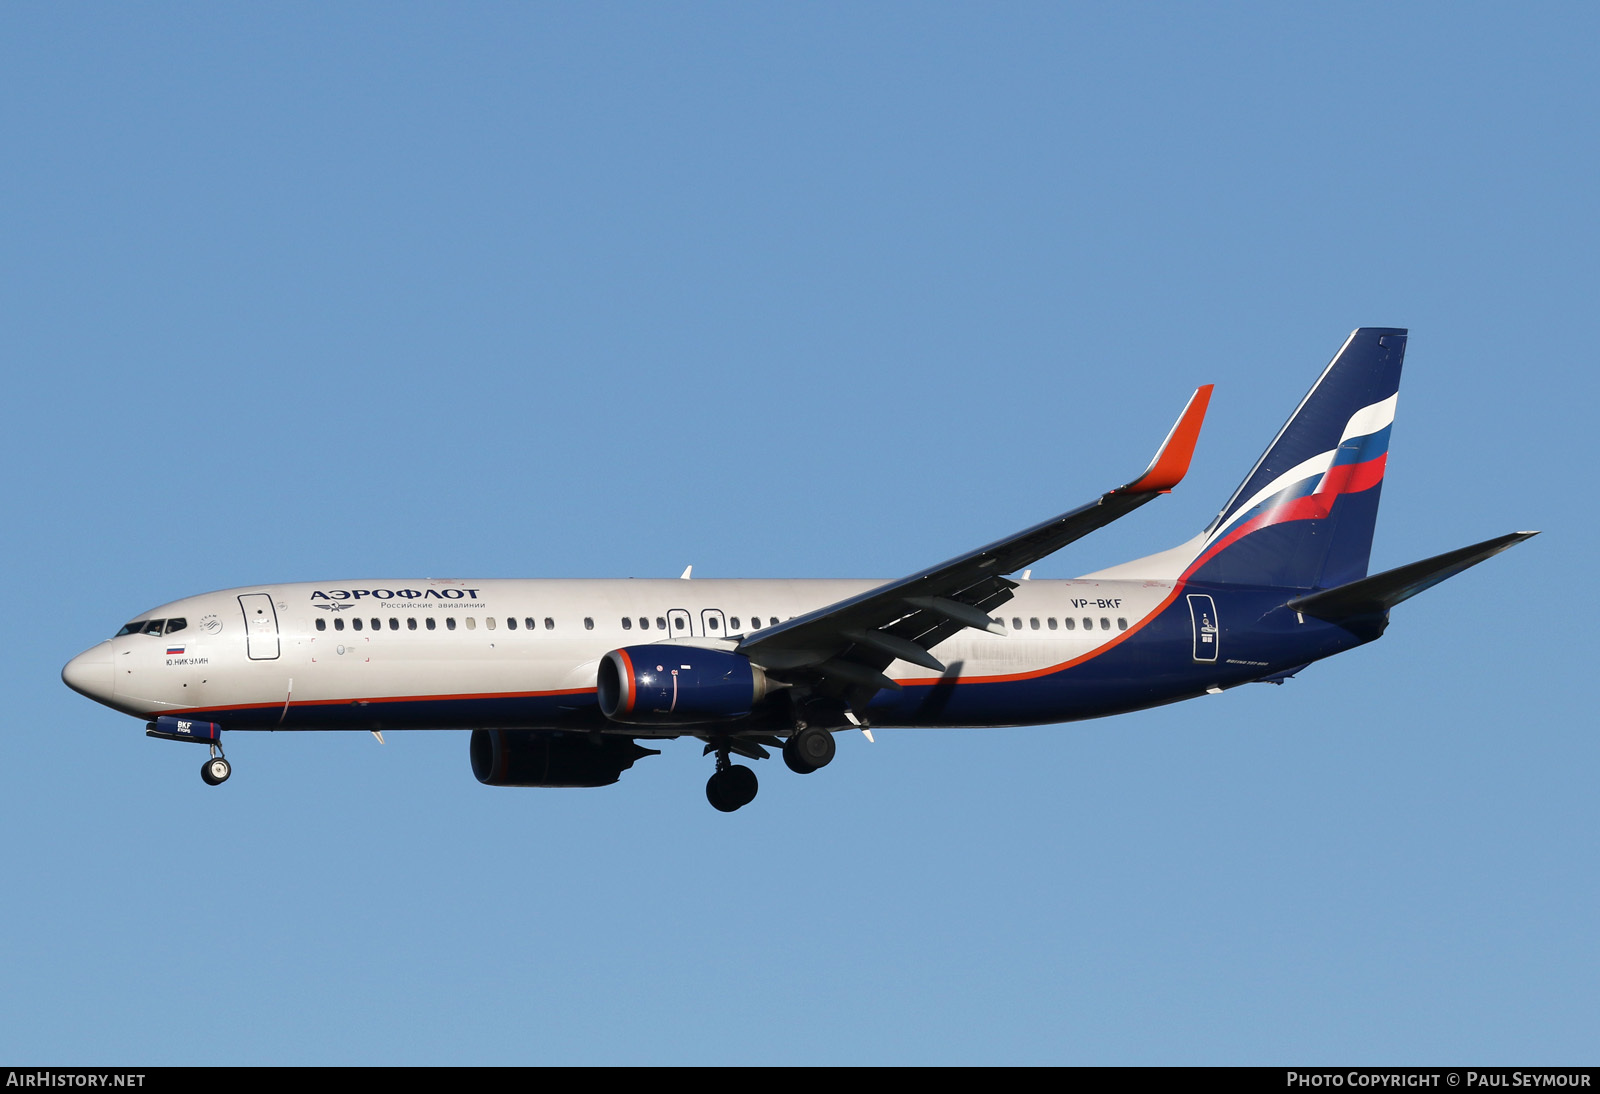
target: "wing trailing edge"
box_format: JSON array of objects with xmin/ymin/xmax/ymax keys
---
[{"xmin": 736, "ymin": 384, "xmax": 1213, "ymax": 708}]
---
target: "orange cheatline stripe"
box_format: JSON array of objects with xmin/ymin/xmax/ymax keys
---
[{"xmin": 892, "ymin": 580, "xmax": 1188, "ymax": 688}]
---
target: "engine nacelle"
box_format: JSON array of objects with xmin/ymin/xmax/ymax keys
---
[
  {"xmin": 470, "ymin": 729, "xmax": 659, "ymax": 788},
  {"xmin": 146, "ymin": 715, "xmax": 221, "ymax": 744},
  {"xmin": 596, "ymin": 646, "xmax": 771, "ymax": 725}
]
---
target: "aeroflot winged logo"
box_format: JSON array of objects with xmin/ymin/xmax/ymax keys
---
[{"xmin": 310, "ymin": 588, "xmax": 484, "ymax": 602}]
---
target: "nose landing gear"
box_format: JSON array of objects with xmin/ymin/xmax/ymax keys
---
[
  {"xmin": 146, "ymin": 718, "xmax": 233, "ymax": 786},
  {"xmin": 200, "ymin": 743, "xmax": 231, "ymax": 786}
]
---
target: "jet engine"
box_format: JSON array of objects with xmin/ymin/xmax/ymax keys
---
[
  {"xmin": 470, "ymin": 729, "xmax": 659, "ymax": 788},
  {"xmin": 596, "ymin": 646, "xmax": 772, "ymax": 725}
]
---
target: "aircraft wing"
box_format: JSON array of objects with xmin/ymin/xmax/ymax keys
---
[{"xmin": 737, "ymin": 385, "xmax": 1213, "ymax": 704}]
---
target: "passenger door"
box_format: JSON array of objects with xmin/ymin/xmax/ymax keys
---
[
  {"xmin": 239, "ymin": 593, "xmax": 281, "ymax": 660},
  {"xmin": 1187, "ymin": 594, "xmax": 1219, "ymax": 663}
]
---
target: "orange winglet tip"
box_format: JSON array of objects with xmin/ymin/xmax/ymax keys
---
[{"xmin": 1116, "ymin": 384, "xmax": 1213, "ymax": 495}]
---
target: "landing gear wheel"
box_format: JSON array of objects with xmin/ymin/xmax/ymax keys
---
[
  {"xmin": 706, "ymin": 764, "xmax": 758, "ymax": 811},
  {"xmin": 706, "ymin": 772, "xmax": 736, "ymax": 812},
  {"xmin": 783, "ymin": 727, "xmax": 836, "ymax": 774},
  {"xmin": 201, "ymin": 756, "xmax": 231, "ymax": 786}
]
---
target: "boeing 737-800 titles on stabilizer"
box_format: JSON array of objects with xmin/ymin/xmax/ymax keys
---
[{"xmin": 63, "ymin": 328, "xmax": 1534, "ymax": 811}]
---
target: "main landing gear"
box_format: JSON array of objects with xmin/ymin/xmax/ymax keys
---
[
  {"xmin": 783, "ymin": 726, "xmax": 836, "ymax": 774},
  {"xmin": 702, "ymin": 723, "xmax": 841, "ymax": 812},
  {"xmin": 706, "ymin": 750, "xmax": 758, "ymax": 813},
  {"xmin": 200, "ymin": 743, "xmax": 231, "ymax": 786}
]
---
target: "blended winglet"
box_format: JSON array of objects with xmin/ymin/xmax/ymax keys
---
[{"xmin": 1116, "ymin": 384, "xmax": 1213, "ymax": 495}]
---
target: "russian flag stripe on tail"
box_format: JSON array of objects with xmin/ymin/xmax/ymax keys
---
[{"xmin": 1187, "ymin": 328, "xmax": 1407, "ymax": 590}]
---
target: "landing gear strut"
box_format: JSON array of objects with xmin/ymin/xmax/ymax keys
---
[
  {"xmin": 200, "ymin": 743, "xmax": 231, "ymax": 786},
  {"xmin": 783, "ymin": 726, "xmax": 836, "ymax": 774},
  {"xmin": 705, "ymin": 744, "xmax": 758, "ymax": 812}
]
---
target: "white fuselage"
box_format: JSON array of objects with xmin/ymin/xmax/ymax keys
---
[{"xmin": 81, "ymin": 577, "xmax": 1175, "ymax": 728}]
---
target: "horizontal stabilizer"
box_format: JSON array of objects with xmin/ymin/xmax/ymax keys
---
[{"xmin": 1286, "ymin": 531, "xmax": 1538, "ymax": 622}]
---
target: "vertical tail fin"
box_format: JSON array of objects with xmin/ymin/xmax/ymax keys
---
[{"xmin": 1186, "ymin": 327, "xmax": 1407, "ymax": 589}]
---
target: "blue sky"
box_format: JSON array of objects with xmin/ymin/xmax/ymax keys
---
[{"xmin": 2, "ymin": 4, "xmax": 1594, "ymax": 1064}]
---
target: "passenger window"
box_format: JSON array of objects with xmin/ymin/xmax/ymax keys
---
[
  {"xmin": 525, "ymin": 617, "xmax": 536, "ymax": 630},
  {"xmin": 730, "ymin": 617, "xmax": 740, "ymax": 630},
  {"xmin": 335, "ymin": 618, "xmax": 345, "ymax": 631},
  {"xmin": 164, "ymin": 619, "xmax": 187, "ymax": 635},
  {"xmin": 143, "ymin": 620, "xmax": 165, "ymax": 636},
  {"xmin": 1117, "ymin": 618, "xmax": 1128, "ymax": 630},
  {"xmin": 408, "ymin": 618, "xmax": 418, "ymax": 630},
  {"xmin": 770, "ymin": 617, "xmax": 780, "ymax": 627},
  {"xmin": 544, "ymin": 617, "xmax": 555, "ymax": 630},
  {"xmin": 584, "ymin": 617, "xmax": 594, "ymax": 630},
  {"xmin": 1100, "ymin": 617, "xmax": 1110, "ymax": 630},
  {"xmin": 622, "ymin": 618, "xmax": 632, "ymax": 630},
  {"xmin": 1047, "ymin": 617, "xmax": 1058, "ymax": 630},
  {"xmin": 389, "ymin": 618, "xmax": 399, "ymax": 630},
  {"xmin": 316, "ymin": 618, "xmax": 326, "ymax": 632},
  {"xmin": 487, "ymin": 617, "xmax": 496, "ymax": 630},
  {"xmin": 1012, "ymin": 617, "xmax": 1023, "ymax": 630},
  {"xmin": 1082, "ymin": 618, "xmax": 1092, "ymax": 630},
  {"xmin": 446, "ymin": 617, "xmax": 457, "ymax": 631},
  {"xmin": 1030, "ymin": 617, "xmax": 1040, "ymax": 630},
  {"xmin": 708, "ymin": 616, "xmax": 719, "ymax": 631},
  {"xmin": 639, "ymin": 617, "xmax": 649, "ymax": 630},
  {"xmin": 352, "ymin": 618, "xmax": 363, "ymax": 631},
  {"xmin": 465, "ymin": 617, "xmax": 476, "ymax": 630},
  {"xmin": 426, "ymin": 617, "xmax": 436, "ymax": 631},
  {"xmin": 656, "ymin": 617, "xmax": 667, "ymax": 631},
  {"xmin": 1064, "ymin": 617, "xmax": 1076, "ymax": 630},
  {"xmin": 370, "ymin": 618, "xmax": 380, "ymax": 630},
  {"xmin": 506, "ymin": 616, "xmax": 517, "ymax": 630},
  {"xmin": 674, "ymin": 617, "xmax": 686, "ymax": 631}
]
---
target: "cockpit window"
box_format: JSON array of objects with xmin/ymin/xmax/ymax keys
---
[
  {"xmin": 142, "ymin": 620, "xmax": 166, "ymax": 636},
  {"xmin": 115, "ymin": 621, "xmax": 147, "ymax": 637},
  {"xmin": 164, "ymin": 618, "xmax": 187, "ymax": 635}
]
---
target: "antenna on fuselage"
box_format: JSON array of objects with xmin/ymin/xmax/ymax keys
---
[{"xmin": 680, "ymin": 565, "xmax": 692, "ymax": 579}]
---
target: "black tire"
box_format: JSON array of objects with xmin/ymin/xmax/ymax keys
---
[
  {"xmin": 706, "ymin": 772, "xmax": 739, "ymax": 812},
  {"xmin": 782, "ymin": 737, "xmax": 813, "ymax": 774},
  {"xmin": 722, "ymin": 764, "xmax": 758, "ymax": 808},
  {"xmin": 203, "ymin": 757, "xmax": 231, "ymax": 785},
  {"xmin": 794, "ymin": 727, "xmax": 836, "ymax": 770}
]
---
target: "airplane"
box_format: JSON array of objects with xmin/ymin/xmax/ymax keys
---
[{"xmin": 61, "ymin": 327, "xmax": 1535, "ymax": 812}]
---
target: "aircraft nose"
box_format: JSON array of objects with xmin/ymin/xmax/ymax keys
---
[{"xmin": 62, "ymin": 643, "xmax": 114, "ymax": 702}]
